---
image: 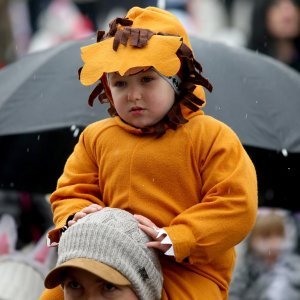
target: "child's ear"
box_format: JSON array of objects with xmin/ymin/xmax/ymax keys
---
[{"xmin": 0, "ymin": 214, "xmax": 17, "ymax": 255}]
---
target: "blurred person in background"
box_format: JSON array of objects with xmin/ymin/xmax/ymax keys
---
[
  {"xmin": 220, "ymin": 0, "xmax": 236, "ymax": 26},
  {"xmin": 0, "ymin": 190, "xmax": 53, "ymax": 249},
  {"xmin": 28, "ymin": 0, "xmax": 94, "ymax": 53},
  {"xmin": 229, "ymin": 208, "xmax": 300, "ymax": 300},
  {"xmin": 0, "ymin": 214, "xmax": 57, "ymax": 300},
  {"xmin": 187, "ymin": 0, "xmax": 228, "ymax": 40},
  {"xmin": 94, "ymin": 0, "xmax": 157, "ymax": 30},
  {"xmin": 72, "ymin": 0, "xmax": 99, "ymax": 31},
  {"xmin": 73, "ymin": 0, "xmax": 158, "ymax": 31},
  {"xmin": 0, "ymin": 0, "xmax": 50, "ymax": 64},
  {"xmin": 0, "ymin": 0, "xmax": 16, "ymax": 67},
  {"xmin": 247, "ymin": 0, "xmax": 300, "ymax": 72},
  {"xmin": 186, "ymin": 0, "xmax": 250, "ymax": 47},
  {"xmin": 29, "ymin": 0, "xmax": 158, "ymax": 52},
  {"xmin": 27, "ymin": 0, "xmax": 52, "ymax": 34}
]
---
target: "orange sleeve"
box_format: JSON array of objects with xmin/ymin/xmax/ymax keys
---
[
  {"xmin": 49, "ymin": 128, "xmax": 105, "ymax": 243},
  {"xmin": 164, "ymin": 123, "xmax": 257, "ymax": 264}
]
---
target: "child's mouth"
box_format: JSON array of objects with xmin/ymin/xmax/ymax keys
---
[{"xmin": 130, "ymin": 107, "xmax": 145, "ymax": 113}]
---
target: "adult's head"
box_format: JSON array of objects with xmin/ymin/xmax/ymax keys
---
[
  {"xmin": 44, "ymin": 208, "xmax": 163, "ymax": 300},
  {"xmin": 248, "ymin": 0, "xmax": 300, "ymax": 54},
  {"xmin": 265, "ymin": 0, "xmax": 300, "ymax": 39}
]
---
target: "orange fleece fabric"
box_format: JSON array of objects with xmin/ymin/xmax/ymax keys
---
[{"xmin": 44, "ymin": 107, "xmax": 257, "ymax": 299}]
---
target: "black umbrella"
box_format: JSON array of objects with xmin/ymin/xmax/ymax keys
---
[
  {"xmin": 0, "ymin": 36, "xmax": 299, "ymax": 209},
  {"xmin": 193, "ymin": 38, "xmax": 300, "ymax": 153},
  {"xmin": 0, "ymin": 39, "xmax": 109, "ymax": 136}
]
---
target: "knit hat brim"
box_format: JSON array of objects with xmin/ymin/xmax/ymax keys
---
[{"xmin": 44, "ymin": 257, "xmax": 131, "ymax": 289}]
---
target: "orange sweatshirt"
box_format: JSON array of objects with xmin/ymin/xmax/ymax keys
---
[{"xmin": 43, "ymin": 108, "xmax": 257, "ymax": 300}]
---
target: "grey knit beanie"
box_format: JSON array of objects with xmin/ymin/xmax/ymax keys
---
[{"xmin": 45, "ymin": 208, "xmax": 163, "ymax": 300}]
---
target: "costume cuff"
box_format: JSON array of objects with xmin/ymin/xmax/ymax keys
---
[
  {"xmin": 155, "ymin": 228, "xmax": 175, "ymax": 256},
  {"xmin": 164, "ymin": 224, "xmax": 195, "ymax": 262}
]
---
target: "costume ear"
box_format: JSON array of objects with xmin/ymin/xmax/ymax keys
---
[
  {"xmin": 29, "ymin": 227, "xmax": 57, "ymax": 273},
  {"xmin": 0, "ymin": 214, "xmax": 17, "ymax": 255}
]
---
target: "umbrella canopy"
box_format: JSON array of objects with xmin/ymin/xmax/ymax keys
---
[
  {"xmin": 192, "ymin": 38, "xmax": 300, "ymax": 154},
  {"xmin": 0, "ymin": 39, "xmax": 109, "ymax": 136},
  {"xmin": 0, "ymin": 36, "xmax": 299, "ymax": 210}
]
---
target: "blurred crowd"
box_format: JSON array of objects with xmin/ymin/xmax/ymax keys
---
[{"xmin": 1, "ymin": 0, "xmax": 300, "ymax": 71}]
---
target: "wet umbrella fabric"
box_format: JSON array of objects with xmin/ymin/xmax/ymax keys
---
[
  {"xmin": 0, "ymin": 38, "xmax": 109, "ymax": 136},
  {"xmin": 191, "ymin": 38, "xmax": 300, "ymax": 154}
]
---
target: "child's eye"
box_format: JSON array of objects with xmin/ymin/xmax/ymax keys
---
[
  {"xmin": 141, "ymin": 76, "xmax": 154, "ymax": 83},
  {"xmin": 113, "ymin": 81, "xmax": 126, "ymax": 87}
]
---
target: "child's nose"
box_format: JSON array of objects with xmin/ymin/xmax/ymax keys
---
[{"xmin": 127, "ymin": 86, "xmax": 142, "ymax": 102}]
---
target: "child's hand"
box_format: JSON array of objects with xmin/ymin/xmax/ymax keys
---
[
  {"xmin": 134, "ymin": 214, "xmax": 171, "ymax": 253},
  {"xmin": 67, "ymin": 204, "xmax": 103, "ymax": 227}
]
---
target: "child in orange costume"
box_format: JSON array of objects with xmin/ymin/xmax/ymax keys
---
[{"xmin": 41, "ymin": 6, "xmax": 257, "ymax": 300}]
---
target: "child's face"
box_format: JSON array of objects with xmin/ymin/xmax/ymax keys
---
[
  {"xmin": 250, "ymin": 232, "xmax": 285, "ymax": 264},
  {"xmin": 109, "ymin": 69, "xmax": 175, "ymax": 129},
  {"xmin": 62, "ymin": 268, "xmax": 138, "ymax": 300}
]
